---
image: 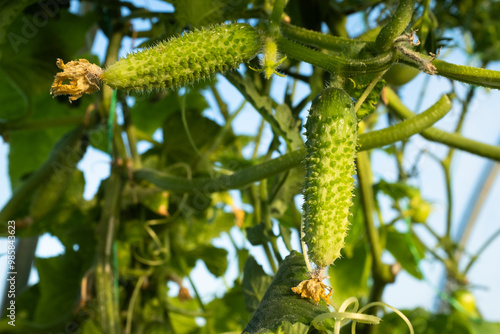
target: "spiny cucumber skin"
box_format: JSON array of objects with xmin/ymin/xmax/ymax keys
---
[
  {"xmin": 103, "ymin": 23, "xmax": 261, "ymax": 91},
  {"xmin": 302, "ymin": 88, "xmax": 357, "ymax": 268}
]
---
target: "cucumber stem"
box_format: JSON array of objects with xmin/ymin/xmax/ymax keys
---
[
  {"xmin": 385, "ymin": 87, "xmax": 500, "ymax": 160},
  {"xmin": 375, "ymin": 0, "xmax": 416, "ymax": 52},
  {"xmin": 269, "ymin": 0, "xmax": 287, "ymax": 37}
]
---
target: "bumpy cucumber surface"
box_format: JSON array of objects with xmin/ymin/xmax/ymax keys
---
[
  {"xmin": 103, "ymin": 23, "xmax": 262, "ymax": 91},
  {"xmin": 302, "ymin": 88, "xmax": 357, "ymax": 268}
]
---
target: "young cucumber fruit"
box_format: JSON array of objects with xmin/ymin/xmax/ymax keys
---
[
  {"xmin": 302, "ymin": 88, "xmax": 357, "ymax": 268},
  {"xmin": 103, "ymin": 23, "xmax": 262, "ymax": 91}
]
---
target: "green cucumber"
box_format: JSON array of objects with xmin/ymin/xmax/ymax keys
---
[
  {"xmin": 103, "ymin": 23, "xmax": 262, "ymax": 91},
  {"xmin": 302, "ymin": 88, "xmax": 357, "ymax": 268}
]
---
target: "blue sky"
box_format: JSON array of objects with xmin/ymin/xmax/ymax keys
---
[{"xmin": 1, "ymin": 0, "xmax": 500, "ymax": 323}]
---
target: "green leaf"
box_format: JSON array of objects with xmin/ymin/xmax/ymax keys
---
[
  {"xmin": 237, "ymin": 247, "xmax": 251, "ymax": 276},
  {"xmin": 167, "ymin": 297, "xmax": 201, "ymax": 334},
  {"xmin": 328, "ymin": 242, "xmax": 371, "ymax": 306},
  {"xmin": 206, "ymin": 282, "xmax": 250, "ymax": 332},
  {"xmin": 7, "ymin": 95, "xmax": 92, "ymax": 189},
  {"xmin": 13, "ymin": 283, "xmax": 40, "ymax": 322},
  {"xmin": 469, "ymin": 321, "xmax": 500, "ymax": 334},
  {"xmin": 246, "ymin": 223, "xmax": 267, "ymax": 246},
  {"xmin": 224, "ymin": 71, "xmax": 291, "ymax": 144},
  {"xmin": 33, "ymin": 250, "xmax": 91, "ymax": 325},
  {"xmin": 80, "ymin": 318, "xmax": 102, "ymax": 334},
  {"xmin": 374, "ymin": 179, "xmax": 419, "ymax": 201},
  {"xmin": 183, "ymin": 209, "xmax": 235, "ymax": 247},
  {"xmin": 342, "ymin": 187, "xmax": 365, "ymax": 258},
  {"xmin": 343, "ymin": 74, "xmax": 385, "ymax": 120},
  {"xmin": 161, "ymin": 108, "xmax": 220, "ymax": 166},
  {"xmin": 0, "ymin": 1, "xmax": 38, "ymax": 47},
  {"xmin": 131, "ymin": 89, "xmax": 208, "ymax": 137},
  {"xmin": 29, "ymin": 140, "xmax": 86, "ymax": 221},
  {"xmin": 275, "ymin": 104, "xmax": 304, "ymax": 150},
  {"xmin": 276, "ymin": 322, "xmax": 311, "ymax": 333},
  {"xmin": 275, "ymin": 201, "xmax": 301, "ymax": 229},
  {"xmin": 385, "ymin": 227, "xmax": 425, "ymax": 279},
  {"xmin": 2, "ymin": 8, "xmax": 96, "ymax": 187},
  {"xmin": 0, "ymin": 68, "xmax": 27, "ymax": 121},
  {"xmin": 172, "ymin": 0, "xmax": 224, "ymax": 27},
  {"xmin": 1, "ymin": 9, "xmax": 96, "ymax": 99},
  {"xmin": 242, "ymin": 256, "xmax": 273, "ymax": 313},
  {"xmin": 243, "ymin": 251, "xmax": 329, "ymax": 334},
  {"xmin": 270, "ymin": 167, "xmax": 304, "ymax": 225},
  {"xmin": 186, "ymin": 245, "xmax": 228, "ymax": 277},
  {"xmin": 33, "ymin": 171, "xmax": 96, "ymax": 254}
]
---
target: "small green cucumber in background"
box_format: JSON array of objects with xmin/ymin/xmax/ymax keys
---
[
  {"xmin": 302, "ymin": 87, "xmax": 358, "ymax": 268},
  {"xmin": 384, "ymin": 63, "xmax": 420, "ymax": 86},
  {"xmin": 103, "ymin": 23, "xmax": 262, "ymax": 91}
]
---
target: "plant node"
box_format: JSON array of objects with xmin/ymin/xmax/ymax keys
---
[
  {"xmin": 50, "ymin": 58, "xmax": 103, "ymax": 102},
  {"xmin": 394, "ymin": 30, "xmax": 437, "ymax": 75}
]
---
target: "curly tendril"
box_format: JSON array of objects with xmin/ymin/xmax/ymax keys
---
[{"xmin": 311, "ymin": 297, "xmax": 414, "ymax": 334}]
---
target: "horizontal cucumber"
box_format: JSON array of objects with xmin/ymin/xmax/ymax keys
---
[
  {"xmin": 50, "ymin": 23, "xmax": 262, "ymax": 101},
  {"xmin": 302, "ymin": 87, "xmax": 357, "ymax": 268},
  {"xmin": 103, "ymin": 23, "xmax": 262, "ymax": 91}
]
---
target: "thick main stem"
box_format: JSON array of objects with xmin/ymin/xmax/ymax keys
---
[{"xmin": 96, "ymin": 171, "xmax": 123, "ymax": 334}]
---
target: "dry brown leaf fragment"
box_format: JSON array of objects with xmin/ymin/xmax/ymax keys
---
[
  {"xmin": 178, "ymin": 286, "xmax": 192, "ymax": 302},
  {"xmin": 50, "ymin": 58, "xmax": 103, "ymax": 102}
]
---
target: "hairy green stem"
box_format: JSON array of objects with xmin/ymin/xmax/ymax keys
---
[
  {"xmin": 134, "ymin": 148, "xmax": 305, "ymax": 193},
  {"xmin": 442, "ymin": 159, "xmax": 453, "ymax": 239},
  {"xmin": 210, "ymin": 85, "xmax": 229, "ymax": 120},
  {"xmin": 276, "ymin": 36, "xmax": 395, "ymax": 75},
  {"xmin": 399, "ymin": 56, "xmax": 500, "ymax": 89},
  {"xmin": 360, "ymin": 93, "xmax": 451, "ymax": 150},
  {"xmin": 94, "ymin": 25, "xmax": 125, "ymax": 334},
  {"xmin": 354, "ymin": 70, "xmax": 388, "ymax": 115},
  {"xmin": 269, "ymin": 0, "xmax": 286, "ymax": 37},
  {"xmin": 260, "ymin": 179, "xmax": 283, "ymax": 264},
  {"xmin": 121, "ymin": 97, "xmax": 142, "ymax": 168},
  {"xmin": 252, "ymin": 118, "xmax": 266, "ymax": 159},
  {"xmin": 375, "ymin": 0, "xmax": 416, "ymax": 51},
  {"xmin": 280, "ymin": 22, "xmax": 370, "ymax": 54},
  {"xmin": 433, "ymin": 59, "xmax": 500, "ymax": 89},
  {"xmin": 125, "ymin": 276, "xmax": 147, "ymax": 334},
  {"xmin": 385, "ymin": 87, "xmax": 500, "ymax": 161},
  {"xmin": 134, "ymin": 101, "xmax": 456, "ymax": 194},
  {"xmin": 263, "ymin": 242, "xmax": 278, "ymax": 274}
]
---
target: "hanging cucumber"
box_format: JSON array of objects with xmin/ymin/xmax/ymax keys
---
[
  {"xmin": 292, "ymin": 87, "xmax": 357, "ymax": 306},
  {"xmin": 302, "ymin": 87, "xmax": 358, "ymax": 269}
]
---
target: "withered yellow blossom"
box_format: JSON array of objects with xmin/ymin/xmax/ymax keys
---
[
  {"xmin": 292, "ymin": 270, "xmax": 333, "ymax": 306},
  {"xmin": 50, "ymin": 58, "xmax": 103, "ymax": 102}
]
